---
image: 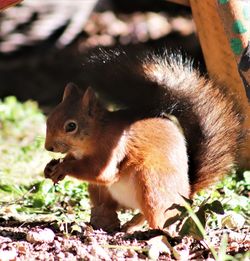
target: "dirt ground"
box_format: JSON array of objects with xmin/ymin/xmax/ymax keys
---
[{"xmin": 0, "ymin": 220, "xmax": 249, "ymax": 260}]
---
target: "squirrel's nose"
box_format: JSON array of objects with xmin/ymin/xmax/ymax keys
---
[
  {"xmin": 45, "ymin": 143, "xmax": 54, "ymax": 152},
  {"xmin": 47, "ymin": 146, "xmax": 54, "ymax": 152}
]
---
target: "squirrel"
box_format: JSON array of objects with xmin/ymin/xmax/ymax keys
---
[{"xmin": 44, "ymin": 48, "xmax": 243, "ymax": 232}]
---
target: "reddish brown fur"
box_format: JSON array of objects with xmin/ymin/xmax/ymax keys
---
[
  {"xmin": 142, "ymin": 55, "xmax": 242, "ymax": 194},
  {"xmin": 45, "ymin": 84, "xmax": 189, "ymax": 231},
  {"xmin": 124, "ymin": 119, "xmax": 189, "ymax": 228},
  {"xmin": 44, "ymin": 50, "xmax": 242, "ymax": 231},
  {"xmin": 80, "ymin": 49, "xmax": 242, "ymax": 195}
]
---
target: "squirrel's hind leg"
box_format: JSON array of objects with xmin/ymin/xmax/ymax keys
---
[{"xmin": 136, "ymin": 169, "xmax": 190, "ymax": 229}]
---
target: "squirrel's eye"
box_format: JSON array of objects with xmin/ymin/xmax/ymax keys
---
[{"xmin": 64, "ymin": 121, "xmax": 77, "ymax": 133}]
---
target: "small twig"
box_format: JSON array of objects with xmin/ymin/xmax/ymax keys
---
[
  {"xmin": 101, "ymin": 244, "xmax": 148, "ymax": 252},
  {"xmin": 0, "ymin": 186, "xmax": 36, "ymax": 207},
  {"xmin": 189, "ymin": 249, "xmax": 207, "ymax": 259}
]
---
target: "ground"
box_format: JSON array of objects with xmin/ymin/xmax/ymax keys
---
[{"xmin": 0, "ymin": 220, "xmax": 249, "ymax": 260}]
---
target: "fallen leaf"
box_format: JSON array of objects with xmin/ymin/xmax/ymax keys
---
[{"xmin": 220, "ymin": 212, "xmax": 245, "ymax": 229}]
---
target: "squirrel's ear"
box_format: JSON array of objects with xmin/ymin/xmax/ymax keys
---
[
  {"xmin": 63, "ymin": 82, "xmax": 80, "ymax": 101},
  {"xmin": 82, "ymin": 87, "xmax": 98, "ymax": 116}
]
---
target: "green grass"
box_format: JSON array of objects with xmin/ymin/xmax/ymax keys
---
[
  {"xmin": 0, "ymin": 96, "xmax": 49, "ymax": 184},
  {"xmin": 0, "ymin": 97, "xmax": 90, "ymax": 223},
  {"xmin": 0, "ymin": 97, "xmax": 134, "ymax": 225},
  {"xmin": 0, "ymin": 96, "xmax": 249, "ymax": 233}
]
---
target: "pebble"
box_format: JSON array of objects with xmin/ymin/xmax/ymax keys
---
[{"xmin": 26, "ymin": 228, "xmax": 55, "ymax": 244}]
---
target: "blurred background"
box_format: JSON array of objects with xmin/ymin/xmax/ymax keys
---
[{"xmin": 0, "ymin": 0, "xmax": 205, "ymax": 111}]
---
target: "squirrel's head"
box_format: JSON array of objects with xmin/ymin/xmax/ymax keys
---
[{"xmin": 45, "ymin": 83, "xmax": 106, "ymax": 158}]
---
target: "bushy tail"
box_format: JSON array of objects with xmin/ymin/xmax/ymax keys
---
[{"xmin": 82, "ymin": 48, "xmax": 243, "ymax": 194}]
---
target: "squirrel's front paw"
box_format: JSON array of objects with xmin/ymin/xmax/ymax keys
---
[
  {"xmin": 44, "ymin": 159, "xmax": 60, "ymax": 178},
  {"xmin": 44, "ymin": 159, "xmax": 66, "ymax": 183}
]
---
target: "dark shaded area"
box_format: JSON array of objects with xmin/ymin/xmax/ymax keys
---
[
  {"xmin": 112, "ymin": 0, "xmax": 191, "ymax": 14},
  {"xmin": 0, "ymin": 0, "xmax": 204, "ymax": 109},
  {"xmin": 238, "ymin": 42, "xmax": 250, "ymax": 100}
]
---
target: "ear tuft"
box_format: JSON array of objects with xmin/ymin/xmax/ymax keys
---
[
  {"xmin": 82, "ymin": 87, "xmax": 96, "ymax": 107},
  {"xmin": 82, "ymin": 87, "xmax": 98, "ymax": 116},
  {"xmin": 63, "ymin": 82, "xmax": 80, "ymax": 101}
]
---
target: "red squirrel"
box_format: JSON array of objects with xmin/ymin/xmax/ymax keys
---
[{"xmin": 44, "ymin": 49, "xmax": 242, "ymax": 232}]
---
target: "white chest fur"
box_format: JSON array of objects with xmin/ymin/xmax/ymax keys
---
[{"xmin": 108, "ymin": 173, "xmax": 140, "ymax": 210}]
